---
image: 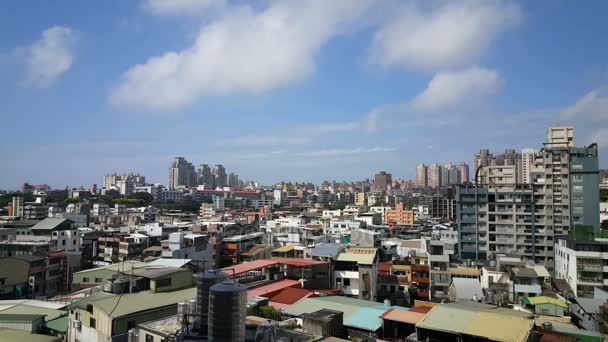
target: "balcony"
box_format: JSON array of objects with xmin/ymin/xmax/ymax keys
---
[
  {"xmin": 577, "ymin": 264, "xmax": 603, "ymax": 272},
  {"xmin": 412, "ymin": 276, "xmax": 430, "ymax": 284}
]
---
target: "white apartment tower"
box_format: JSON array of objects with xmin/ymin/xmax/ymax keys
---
[{"xmin": 168, "ymin": 157, "xmax": 196, "ymax": 190}]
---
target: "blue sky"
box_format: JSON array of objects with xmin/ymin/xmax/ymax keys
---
[{"xmin": 1, "ymin": 0, "xmax": 607, "ymax": 190}]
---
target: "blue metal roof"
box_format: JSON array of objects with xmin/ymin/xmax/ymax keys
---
[
  {"xmin": 310, "ymin": 243, "xmax": 343, "ymax": 258},
  {"xmin": 343, "ymin": 305, "xmax": 408, "ymax": 331}
]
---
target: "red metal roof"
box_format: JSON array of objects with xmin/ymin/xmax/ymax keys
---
[
  {"xmin": 268, "ymin": 287, "xmax": 313, "ymax": 304},
  {"xmin": 247, "ymin": 279, "xmax": 301, "ymax": 298},
  {"xmin": 272, "ymin": 258, "xmax": 330, "ymax": 267},
  {"xmin": 408, "ymin": 306, "xmax": 432, "ymax": 314},
  {"xmin": 221, "ymin": 259, "xmax": 280, "ymax": 276}
]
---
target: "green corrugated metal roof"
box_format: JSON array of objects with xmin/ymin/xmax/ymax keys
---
[
  {"xmin": 45, "ymin": 316, "xmax": 69, "ymax": 333},
  {"xmin": 0, "ymin": 313, "xmax": 44, "ymax": 322},
  {"xmin": 282, "ymin": 296, "xmax": 378, "ymax": 318},
  {"xmin": 89, "ymin": 287, "xmax": 196, "ymax": 318},
  {"xmin": 73, "ymin": 261, "xmax": 146, "ymax": 275},
  {"xmin": 523, "ymin": 296, "xmax": 567, "ymax": 308},
  {"xmin": 0, "ymin": 329, "xmax": 61, "ymax": 342},
  {"xmin": 0, "ymin": 305, "xmax": 66, "ymax": 321},
  {"xmin": 31, "ymin": 218, "xmax": 70, "ymax": 230}
]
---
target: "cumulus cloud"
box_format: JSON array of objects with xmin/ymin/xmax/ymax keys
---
[
  {"xmin": 410, "ymin": 66, "xmax": 501, "ymax": 112},
  {"xmin": 142, "ymin": 0, "xmax": 225, "ymax": 16},
  {"xmin": 561, "ymin": 88, "xmax": 608, "ymax": 121},
  {"xmin": 22, "ymin": 26, "xmax": 78, "ymax": 88},
  {"xmin": 370, "ymin": 0, "xmax": 521, "ymax": 70},
  {"xmin": 110, "ymin": 1, "xmax": 372, "ymax": 111}
]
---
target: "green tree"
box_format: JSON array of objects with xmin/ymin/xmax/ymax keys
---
[
  {"xmin": 127, "ymin": 192, "xmax": 154, "ymax": 205},
  {"xmin": 247, "ymin": 306, "xmax": 280, "ymax": 320},
  {"xmin": 601, "ymin": 189, "xmax": 608, "ymax": 202}
]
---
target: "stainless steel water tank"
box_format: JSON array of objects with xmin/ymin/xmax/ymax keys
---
[
  {"xmin": 208, "ymin": 280, "xmax": 247, "ymax": 342},
  {"xmin": 194, "ymin": 269, "xmax": 228, "ymax": 334},
  {"xmin": 177, "ymin": 301, "xmax": 189, "ymax": 325},
  {"xmin": 127, "ymin": 328, "xmax": 138, "ymax": 342}
]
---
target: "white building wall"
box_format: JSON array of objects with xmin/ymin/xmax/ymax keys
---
[{"xmin": 555, "ymin": 240, "xmax": 579, "ymax": 296}]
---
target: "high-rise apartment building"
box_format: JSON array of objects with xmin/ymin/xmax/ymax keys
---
[
  {"xmin": 521, "ymin": 149, "xmax": 537, "ymax": 184},
  {"xmin": 417, "ymin": 163, "xmax": 468, "ymax": 187},
  {"xmin": 458, "ymin": 162, "xmax": 470, "ymax": 184},
  {"xmin": 416, "ymin": 164, "xmax": 428, "ymax": 188},
  {"xmin": 475, "ymin": 149, "xmax": 523, "ymax": 184},
  {"xmin": 197, "ymin": 164, "xmax": 213, "ymax": 187},
  {"xmin": 427, "ymin": 164, "xmax": 442, "ymax": 188},
  {"xmin": 228, "ymin": 172, "xmax": 239, "ymax": 188},
  {"xmin": 168, "ymin": 157, "xmax": 196, "ymax": 190},
  {"xmin": 212, "ymin": 164, "xmax": 227, "ymax": 188},
  {"xmin": 103, "ymin": 173, "xmax": 146, "ymax": 195},
  {"xmin": 103, "ymin": 173, "xmax": 146, "ymax": 190},
  {"xmin": 374, "ymin": 171, "xmax": 392, "ymax": 192},
  {"xmin": 456, "ymin": 127, "xmax": 599, "ymax": 272}
]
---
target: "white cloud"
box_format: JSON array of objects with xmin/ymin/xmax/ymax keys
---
[
  {"xmin": 110, "ymin": 1, "xmax": 372, "ymax": 111},
  {"xmin": 410, "ymin": 66, "xmax": 501, "ymax": 112},
  {"xmin": 370, "ymin": 0, "xmax": 520, "ymax": 70},
  {"xmin": 22, "ymin": 26, "xmax": 78, "ymax": 88},
  {"xmin": 224, "ymin": 134, "xmax": 312, "ymax": 146},
  {"xmin": 143, "ymin": 0, "xmax": 225, "ymax": 16},
  {"xmin": 297, "ymin": 146, "xmax": 396, "ymax": 157},
  {"xmin": 561, "ymin": 88, "xmax": 608, "ymax": 121}
]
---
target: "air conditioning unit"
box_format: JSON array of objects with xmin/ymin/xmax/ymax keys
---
[{"xmin": 73, "ymin": 321, "xmax": 82, "ymax": 330}]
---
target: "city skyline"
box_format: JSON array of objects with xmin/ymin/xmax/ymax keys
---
[{"xmin": 1, "ymin": 1, "xmax": 608, "ymax": 189}]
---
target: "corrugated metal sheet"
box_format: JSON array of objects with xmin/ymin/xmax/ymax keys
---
[
  {"xmin": 247, "ymin": 279, "xmax": 301, "ymax": 298},
  {"xmin": 416, "ymin": 306, "xmax": 476, "ymax": 334},
  {"xmin": 281, "ymin": 296, "xmax": 377, "ymax": 318},
  {"xmin": 464, "ymin": 313, "xmax": 533, "ymax": 342},
  {"xmin": 336, "ymin": 247, "xmax": 377, "ymax": 264},
  {"xmin": 524, "ymin": 296, "xmax": 567, "ymax": 308},
  {"xmin": 273, "ymin": 244, "xmax": 295, "ymax": 253},
  {"xmin": 343, "ymin": 307, "xmax": 386, "ymax": 331},
  {"xmin": 380, "ymin": 309, "xmax": 425, "ymax": 324}
]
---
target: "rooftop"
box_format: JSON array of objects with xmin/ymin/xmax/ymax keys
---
[
  {"xmin": 523, "ymin": 296, "xmax": 567, "ymax": 309},
  {"xmin": 129, "ymin": 266, "xmax": 189, "ymax": 279},
  {"xmin": 146, "ymin": 258, "xmax": 192, "ymax": 268},
  {"xmin": 310, "ymin": 244, "xmax": 343, "ymax": 258},
  {"xmin": 269, "ymin": 287, "xmax": 312, "ymax": 305},
  {"xmin": 380, "ymin": 308, "xmax": 426, "ymax": 325},
  {"xmin": 74, "ymin": 287, "xmax": 196, "ymax": 318},
  {"xmin": 336, "ymin": 247, "xmax": 378, "ymax": 265},
  {"xmin": 31, "ymin": 218, "xmax": 71, "ymax": 230},
  {"xmin": 0, "ymin": 328, "xmax": 61, "ymax": 342},
  {"xmin": 417, "ymin": 304, "xmax": 534, "ymax": 342},
  {"xmin": 74, "ymin": 261, "xmax": 146, "ymax": 275},
  {"xmin": 221, "ymin": 259, "xmax": 280, "ymax": 276},
  {"xmin": 247, "ymin": 279, "xmax": 301, "ymax": 298}
]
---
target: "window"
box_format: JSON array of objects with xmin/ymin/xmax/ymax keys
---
[
  {"xmin": 156, "ymin": 278, "xmax": 172, "ymax": 288},
  {"xmin": 73, "ymin": 240, "xmax": 77, "ymax": 245},
  {"xmin": 343, "ymin": 278, "xmax": 350, "ymax": 287},
  {"xmin": 146, "ymin": 335, "xmax": 154, "ymax": 342},
  {"xmin": 82, "ymin": 277, "xmax": 90, "ymax": 283},
  {"xmin": 89, "ymin": 318, "xmax": 96, "ymax": 329},
  {"xmin": 62, "ymin": 240, "xmax": 66, "ymax": 246},
  {"xmin": 127, "ymin": 320, "xmax": 136, "ymax": 330},
  {"xmin": 95, "ymin": 278, "xmax": 102, "ymax": 283}
]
